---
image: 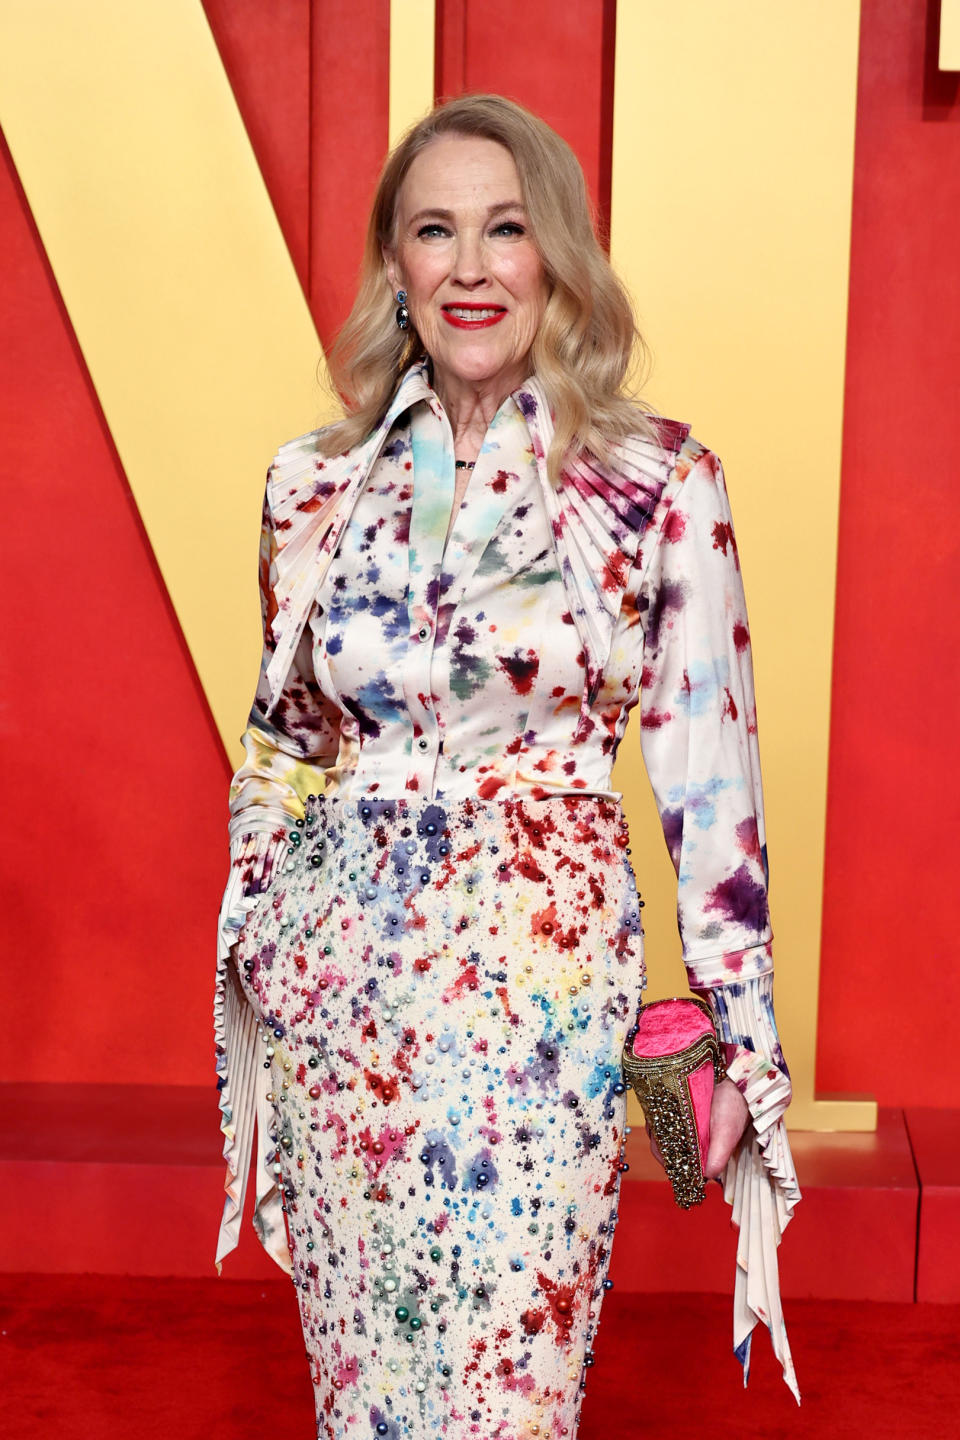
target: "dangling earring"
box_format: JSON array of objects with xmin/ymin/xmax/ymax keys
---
[{"xmin": 395, "ymin": 289, "xmax": 410, "ymax": 331}]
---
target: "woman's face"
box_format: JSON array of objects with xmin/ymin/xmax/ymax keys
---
[{"xmin": 384, "ymin": 135, "xmax": 549, "ymax": 401}]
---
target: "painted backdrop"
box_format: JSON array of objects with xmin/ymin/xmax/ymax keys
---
[{"xmin": 1, "ymin": 0, "xmax": 957, "ymax": 1115}]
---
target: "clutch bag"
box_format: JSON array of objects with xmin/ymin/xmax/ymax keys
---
[{"xmin": 621, "ymin": 996, "xmax": 726, "ymax": 1209}]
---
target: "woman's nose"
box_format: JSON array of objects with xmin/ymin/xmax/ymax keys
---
[{"xmin": 451, "ymin": 230, "xmax": 487, "ymax": 287}]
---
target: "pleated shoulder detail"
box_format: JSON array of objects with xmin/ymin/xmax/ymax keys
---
[{"xmin": 516, "ymin": 379, "xmax": 690, "ymax": 701}]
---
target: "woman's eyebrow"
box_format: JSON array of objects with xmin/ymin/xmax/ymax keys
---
[{"xmin": 406, "ymin": 200, "xmax": 526, "ymax": 226}]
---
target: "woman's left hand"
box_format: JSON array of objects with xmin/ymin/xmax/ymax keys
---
[
  {"xmin": 703, "ymin": 1077, "xmax": 750, "ymax": 1179},
  {"xmin": 645, "ymin": 1075, "xmax": 750, "ymax": 1178}
]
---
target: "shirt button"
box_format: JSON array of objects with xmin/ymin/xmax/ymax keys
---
[
  {"xmin": 417, "ymin": 626, "xmax": 429, "ymax": 641},
  {"xmin": 418, "ymin": 737, "xmax": 429, "ymax": 751}
]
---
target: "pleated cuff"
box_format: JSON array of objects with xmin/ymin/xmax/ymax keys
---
[
  {"xmin": 683, "ymin": 939, "xmax": 773, "ymax": 989},
  {"xmin": 214, "ymin": 823, "xmax": 294, "ymax": 1275},
  {"xmin": 212, "ymin": 953, "xmax": 293, "ymax": 1276},
  {"xmin": 699, "ymin": 974, "xmax": 801, "ymax": 1403},
  {"xmin": 704, "ymin": 973, "xmax": 792, "ymax": 1137},
  {"xmin": 213, "ymin": 956, "xmax": 258, "ymax": 1270}
]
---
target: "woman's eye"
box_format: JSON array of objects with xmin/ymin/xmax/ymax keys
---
[
  {"xmin": 492, "ymin": 221, "xmax": 525, "ymax": 237},
  {"xmin": 416, "ymin": 223, "xmax": 450, "ymax": 239}
]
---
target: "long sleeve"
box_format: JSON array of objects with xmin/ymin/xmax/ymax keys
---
[
  {"xmin": 637, "ymin": 446, "xmax": 800, "ymax": 1401},
  {"xmin": 214, "ymin": 479, "xmax": 342, "ymax": 1274},
  {"xmin": 216, "ymin": 487, "xmax": 343, "ymax": 963}
]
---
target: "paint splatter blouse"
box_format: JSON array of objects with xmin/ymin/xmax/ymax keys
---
[{"xmin": 216, "ymin": 361, "xmax": 800, "ymax": 1397}]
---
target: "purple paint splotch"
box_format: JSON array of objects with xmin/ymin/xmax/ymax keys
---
[{"xmin": 704, "ymin": 864, "xmax": 769, "ymax": 933}]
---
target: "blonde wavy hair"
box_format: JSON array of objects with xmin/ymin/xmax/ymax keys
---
[{"xmin": 320, "ymin": 93, "xmax": 654, "ymax": 478}]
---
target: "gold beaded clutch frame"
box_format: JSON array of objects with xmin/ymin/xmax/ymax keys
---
[{"xmin": 621, "ymin": 996, "xmax": 727, "ymax": 1209}]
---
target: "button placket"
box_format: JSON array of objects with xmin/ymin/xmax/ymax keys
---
[
  {"xmin": 403, "ymin": 405, "xmax": 455, "ymax": 783},
  {"xmin": 406, "ymin": 610, "xmax": 440, "ymax": 778}
]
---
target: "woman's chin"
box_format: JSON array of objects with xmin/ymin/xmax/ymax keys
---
[{"xmin": 430, "ymin": 342, "xmax": 528, "ymax": 396}]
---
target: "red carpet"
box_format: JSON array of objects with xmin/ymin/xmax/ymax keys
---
[{"xmin": 2, "ymin": 1276, "xmax": 958, "ymax": 1439}]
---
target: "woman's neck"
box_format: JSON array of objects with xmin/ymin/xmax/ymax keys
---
[{"xmin": 431, "ymin": 363, "xmax": 527, "ymax": 460}]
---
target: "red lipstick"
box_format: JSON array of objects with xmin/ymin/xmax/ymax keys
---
[{"xmin": 441, "ymin": 303, "xmax": 507, "ymax": 330}]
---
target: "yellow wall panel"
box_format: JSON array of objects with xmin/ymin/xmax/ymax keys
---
[
  {"xmin": 942, "ymin": 0, "xmax": 960, "ymax": 68},
  {"xmin": 610, "ymin": 2, "xmax": 872, "ymax": 1129},
  {"xmin": 389, "ymin": 0, "xmax": 436, "ymax": 146},
  {"xmin": 0, "ymin": 0, "xmax": 332, "ymax": 768}
]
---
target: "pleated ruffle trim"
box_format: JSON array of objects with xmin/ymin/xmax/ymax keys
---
[
  {"xmin": 515, "ymin": 378, "xmax": 689, "ymax": 703},
  {"xmin": 214, "ymin": 830, "xmax": 292, "ymax": 1275},
  {"xmin": 706, "ymin": 974, "xmax": 801, "ymax": 1403}
]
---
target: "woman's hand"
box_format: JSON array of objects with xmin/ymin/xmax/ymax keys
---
[
  {"xmin": 646, "ymin": 1077, "xmax": 750, "ymax": 1180},
  {"xmin": 226, "ymin": 942, "xmax": 247, "ymax": 997},
  {"xmin": 703, "ymin": 1078, "xmax": 749, "ymax": 1178}
]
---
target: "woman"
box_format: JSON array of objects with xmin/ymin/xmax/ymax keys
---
[{"xmin": 215, "ymin": 94, "xmax": 799, "ymax": 1437}]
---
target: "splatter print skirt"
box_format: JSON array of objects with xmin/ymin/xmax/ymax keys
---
[{"xmin": 234, "ymin": 793, "xmax": 646, "ymax": 1440}]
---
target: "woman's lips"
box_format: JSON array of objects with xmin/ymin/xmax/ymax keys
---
[{"xmin": 441, "ymin": 304, "xmax": 507, "ymax": 330}]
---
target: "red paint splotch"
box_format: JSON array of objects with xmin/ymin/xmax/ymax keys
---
[
  {"xmin": 641, "ymin": 706, "xmax": 672, "ymax": 729},
  {"xmin": 478, "ymin": 774, "xmax": 509, "ymax": 800},
  {"xmin": 662, "ymin": 506, "xmax": 687, "ymax": 542},
  {"xmin": 363, "ymin": 1069, "xmax": 399, "ymax": 1104},
  {"xmin": 324, "ymin": 1109, "xmax": 349, "ymax": 1160},
  {"xmin": 711, "ymin": 520, "xmax": 740, "ymax": 567},
  {"xmin": 358, "ymin": 1120, "xmax": 404, "ymax": 1181},
  {"xmin": 516, "ymin": 852, "xmax": 547, "ymax": 882},
  {"xmin": 497, "ymin": 1357, "xmax": 536, "ymax": 1395},
  {"xmin": 599, "ymin": 552, "xmax": 626, "ymax": 593},
  {"xmin": 443, "ymin": 962, "xmax": 480, "ymax": 1002},
  {"xmin": 497, "ymin": 648, "xmax": 539, "ymax": 695},
  {"xmin": 530, "ymin": 902, "xmax": 559, "ymax": 941},
  {"xmin": 535, "ymin": 1271, "xmax": 580, "ymax": 1346},
  {"xmin": 495, "ymin": 984, "xmax": 519, "ymax": 1025},
  {"xmin": 333, "ymin": 1352, "xmax": 360, "ymax": 1389},
  {"xmin": 735, "ymin": 816, "xmax": 762, "ymax": 864}
]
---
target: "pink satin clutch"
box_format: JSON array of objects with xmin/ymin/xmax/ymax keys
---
[{"xmin": 621, "ymin": 996, "xmax": 726, "ymax": 1208}]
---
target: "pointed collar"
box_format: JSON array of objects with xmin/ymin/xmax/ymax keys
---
[{"xmin": 263, "ymin": 363, "xmax": 435, "ymax": 712}]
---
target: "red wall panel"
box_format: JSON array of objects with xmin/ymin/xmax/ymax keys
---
[
  {"xmin": 0, "ymin": 136, "xmax": 229, "ymax": 1086},
  {"xmin": 309, "ymin": 0, "xmax": 391, "ymax": 344},
  {"xmin": 202, "ymin": 1, "xmax": 312, "ymax": 290},
  {"xmin": 816, "ymin": 0, "xmax": 960, "ymax": 1104},
  {"xmin": 436, "ymin": 0, "xmax": 617, "ymax": 238},
  {"xmin": 204, "ymin": 0, "xmax": 390, "ymax": 354}
]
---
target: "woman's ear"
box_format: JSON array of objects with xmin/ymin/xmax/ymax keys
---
[{"xmin": 382, "ymin": 247, "xmax": 399, "ymax": 294}]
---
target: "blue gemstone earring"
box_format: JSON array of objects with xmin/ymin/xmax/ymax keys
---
[{"xmin": 395, "ymin": 289, "xmax": 409, "ymax": 331}]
